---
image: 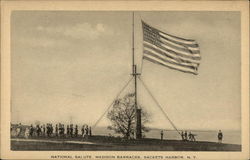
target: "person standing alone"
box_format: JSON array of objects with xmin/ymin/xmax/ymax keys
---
[{"xmin": 218, "ymin": 130, "xmax": 223, "ymax": 143}]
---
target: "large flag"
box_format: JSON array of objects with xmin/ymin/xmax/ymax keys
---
[{"xmin": 142, "ymin": 21, "xmax": 201, "ymax": 75}]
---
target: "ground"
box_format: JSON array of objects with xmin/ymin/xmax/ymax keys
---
[{"xmin": 11, "ymin": 135, "xmax": 241, "ymax": 151}]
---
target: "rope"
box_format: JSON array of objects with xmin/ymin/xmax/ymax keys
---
[
  {"xmin": 138, "ymin": 77, "xmax": 181, "ymax": 135},
  {"xmin": 92, "ymin": 77, "xmax": 133, "ymax": 129}
]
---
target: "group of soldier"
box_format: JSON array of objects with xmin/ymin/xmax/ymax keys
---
[
  {"xmin": 160, "ymin": 130, "xmax": 196, "ymax": 142},
  {"xmin": 12, "ymin": 123, "xmax": 92, "ymax": 139},
  {"xmin": 181, "ymin": 131, "xmax": 196, "ymax": 141}
]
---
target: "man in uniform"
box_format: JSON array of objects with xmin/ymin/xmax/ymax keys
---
[
  {"xmin": 75, "ymin": 125, "xmax": 78, "ymax": 137},
  {"xmin": 30, "ymin": 124, "xmax": 34, "ymax": 137},
  {"xmin": 70, "ymin": 124, "xmax": 73, "ymax": 138},
  {"xmin": 184, "ymin": 131, "xmax": 188, "ymax": 141},
  {"xmin": 81, "ymin": 125, "xmax": 85, "ymax": 137},
  {"xmin": 218, "ymin": 130, "xmax": 223, "ymax": 143},
  {"xmin": 55, "ymin": 124, "xmax": 59, "ymax": 137},
  {"xmin": 89, "ymin": 127, "xmax": 92, "ymax": 137},
  {"xmin": 160, "ymin": 130, "xmax": 164, "ymax": 140}
]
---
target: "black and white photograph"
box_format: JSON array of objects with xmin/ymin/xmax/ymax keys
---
[{"xmin": 1, "ymin": 1, "xmax": 249, "ymax": 160}]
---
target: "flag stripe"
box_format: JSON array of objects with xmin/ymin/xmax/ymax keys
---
[
  {"xmin": 143, "ymin": 45, "xmax": 199, "ymax": 66},
  {"xmin": 142, "ymin": 21, "xmax": 197, "ymax": 46},
  {"xmin": 144, "ymin": 38, "xmax": 201, "ymax": 61},
  {"xmin": 144, "ymin": 33, "xmax": 201, "ymax": 57},
  {"xmin": 143, "ymin": 55, "xmax": 198, "ymax": 75},
  {"xmin": 144, "ymin": 50, "xmax": 197, "ymax": 70},
  {"xmin": 144, "ymin": 42, "xmax": 201, "ymax": 64},
  {"xmin": 159, "ymin": 33, "xmax": 199, "ymax": 50},
  {"xmin": 159, "ymin": 34, "xmax": 200, "ymax": 51}
]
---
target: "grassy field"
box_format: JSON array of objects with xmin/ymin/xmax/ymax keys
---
[{"xmin": 11, "ymin": 135, "xmax": 241, "ymax": 151}]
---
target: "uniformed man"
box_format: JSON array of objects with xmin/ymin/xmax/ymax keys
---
[
  {"xmin": 37, "ymin": 125, "xmax": 41, "ymax": 137},
  {"xmin": 89, "ymin": 127, "xmax": 92, "ymax": 136},
  {"xmin": 81, "ymin": 125, "xmax": 85, "ymax": 137},
  {"xmin": 184, "ymin": 131, "xmax": 188, "ymax": 141},
  {"xmin": 55, "ymin": 124, "xmax": 59, "ymax": 137},
  {"xmin": 66, "ymin": 125, "xmax": 70, "ymax": 137},
  {"xmin": 75, "ymin": 125, "xmax": 78, "ymax": 137},
  {"xmin": 218, "ymin": 130, "xmax": 223, "ymax": 143},
  {"xmin": 160, "ymin": 130, "xmax": 163, "ymax": 140},
  {"xmin": 85, "ymin": 125, "xmax": 89, "ymax": 136},
  {"xmin": 70, "ymin": 124, "xmax": 73, "ymax": 138},
  {"xmin": 62, "ymin": 124, "xmax": 65, "ymax": 137},
  {"xmin": 30, "ymin": 125, "xmax": 34, "ymax": 137},
  {"xmin": 181, "ymin": 131, "xmax": 184, "ymax": 141}
]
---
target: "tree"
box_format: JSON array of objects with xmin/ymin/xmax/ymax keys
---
[{"xmin": 107, "ymin": 93, "xmax": 150, "ymax": 139}]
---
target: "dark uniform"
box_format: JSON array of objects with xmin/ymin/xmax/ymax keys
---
[
  {"xmin": 75, "ymin": 125, "xmax": 78, "ymax": 137},
  {"xmin": 160, "ymin": 130, "xmax": 163, "ymax": 140},
  {"xmin": 218, "ymin": 130, "xmax": 223, "ymax": 143}
]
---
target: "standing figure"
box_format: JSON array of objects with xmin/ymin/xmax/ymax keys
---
[
  {"xmin": 62, "ymin": 124, "xmax": 65, "ymax": 137},
  {"xmin": 42, "ymin": 124, "xmax": 46, "ymax": 136},
  {"xmin": 218, "ymin": 130, "xmax": 223, "ymax": 143},
  {"xmin": 188, "ymin": 132, "xmax": 192, "ymax": 141},
  {"xmin": 66, "ymin": 125, "xmax": 70, "ymax": 137},
  {"xmin": 70, "ymin": 124, "xmax": 73, "ymax": 138},
  {"xmin": 184, "ymin": 131, "xmax": 188, "ymax": 141},
  {"xmin": 89, "ymin": 127, "xmax": 92, "ymax": 137},
  {"xmin": 24, "ymin": 127, "xmax": 29, "ymax": 139},
  {"xmin": 160, "ymin": 130, "xmax": 163, "ymax": 140},
  {"xmin": 55, "ymin": 124, "xmax": 58, "ymax": 137},
  {"xmin": 17, "ymin": 123, "xmax": 23, "ymax": 137},
  {"xmin": 75, "ymin": 125, "xmax": 78, "ymax": 137},
  {"xmin": 50, "ymin": 124, "xmax": 54, "ymax": 136},
  {"xmin": 46, "ymin": 124, "xmax": 50, "ymax": 137},
  {"xmin": 85, "ymin": 125, "xmax": 89, "ymax": 136},
  {"xmin": 16, "ymin": 126, "xmax": 21, "ymax": 137},
  {"xmin": 181, "ymin": 131, "xmax": 184, "ymax": 141},
  {"xmin": 81, "ymin": 125, "xmax": 85, "ymax": 137},
  {"xmin": 37, "ymin": 125, "xmax": 41, "ymax": 137},
  {"xmin": 29, "ymin": 125, "xmax": 34, "ymax": 137}
]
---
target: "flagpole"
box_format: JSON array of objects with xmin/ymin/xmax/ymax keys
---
[
  {"xmin": 132, "ymin": 12, "xmax": 135, "ymax": 74},
  {"xmin": 132, "ymin": 12, "xmax": 142, "ymax": 139}
]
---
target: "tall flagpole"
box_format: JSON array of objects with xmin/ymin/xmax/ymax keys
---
[{"xmin": 132, "ymin": 12, "xmax": 142, "ymax": 139}]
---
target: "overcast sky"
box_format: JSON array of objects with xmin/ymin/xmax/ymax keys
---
[{"xmin": 11, "ymin": 11, "xmax": 241, "ymax": 131}]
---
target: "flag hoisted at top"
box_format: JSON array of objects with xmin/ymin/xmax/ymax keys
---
[{"xmin": 142, "ymin": 21, "xmax": 201, "ymax": 75}]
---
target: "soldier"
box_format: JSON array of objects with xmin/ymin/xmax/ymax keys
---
[
  {"xmin": 51, "ymin": 124, "xmax": 54, "ymax": 137},
  {"xmin": 160, "ymin": 130, "xmax": 163, "ymax": 140},
  {"xmin": 37, "ymin": 125, "xmax": 41, "ymax": 137},
  {"xmin": 46, "ymin": 124, "xmax": 50, "ymax": 137},
  {"xmin": 75, "ymin": 125, "xmax": 78, "ymax": 137},
  {"xmin": 85, "ymin": 125, "xmax": 89, "ymax": 136},
  {"xmin": 184, "ymin": 131, "xmax": 188, "ymax": 141},
  {"xmin": 188, "ymin": 132, "xmax": 192, "ymax": 141},
  {"xmin": 42, "ymin": 124, "xmax": 46, "ymax": 136},
  {"xmin": 89, "ymin": 127, "xmax": 92, "ymax": 137},
  {"xmin": 81, "ymin": 125, "xmax": 85, "ymax": 137},
  {"xmin": 181, "ymin": 131, "xmax": 184, "ymax": 141},
  {"xmin": 218, "ymin": 130, "xmax": 223, "ymax": 143},
  {"xmin": 16, "ymin": 124, "xmax": 21, "ymax": 137},
  {"xmin": 66, "ymin": 125, "xmax": 70, "ymax": 137},
  {"xmin": 24, "ymin": 127, "xmax": 29, "ymax": 139},
  {"xmin": 62, "ymin": 124, "xmax": 65, "ymax": 137},
  {"xmin": 30, "ymin": 125, "xmax": 34, "ymax": 137},
  {"xmin": 18, "ymin": 123, "xmax": 23, "ymax": 137},
  {"xmin": 55, "ymin": 124, "xmax": 58, "ymax": 137},
  {"xmin": 59, "ymin": 124, "xmax": 62, "ymax": 137},
  {"xmin": 70, "ymin": 124, "xmax": 73, "ymax": 138}
]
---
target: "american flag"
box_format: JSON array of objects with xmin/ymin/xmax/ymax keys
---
[{"xmin": 142, "ymin": 21, "xmax": 201, "ymax": 75}]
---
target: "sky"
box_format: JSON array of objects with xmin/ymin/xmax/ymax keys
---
[{"xmin": 11, "ymin": 11, "xmax": 241, "ymax": 131}]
